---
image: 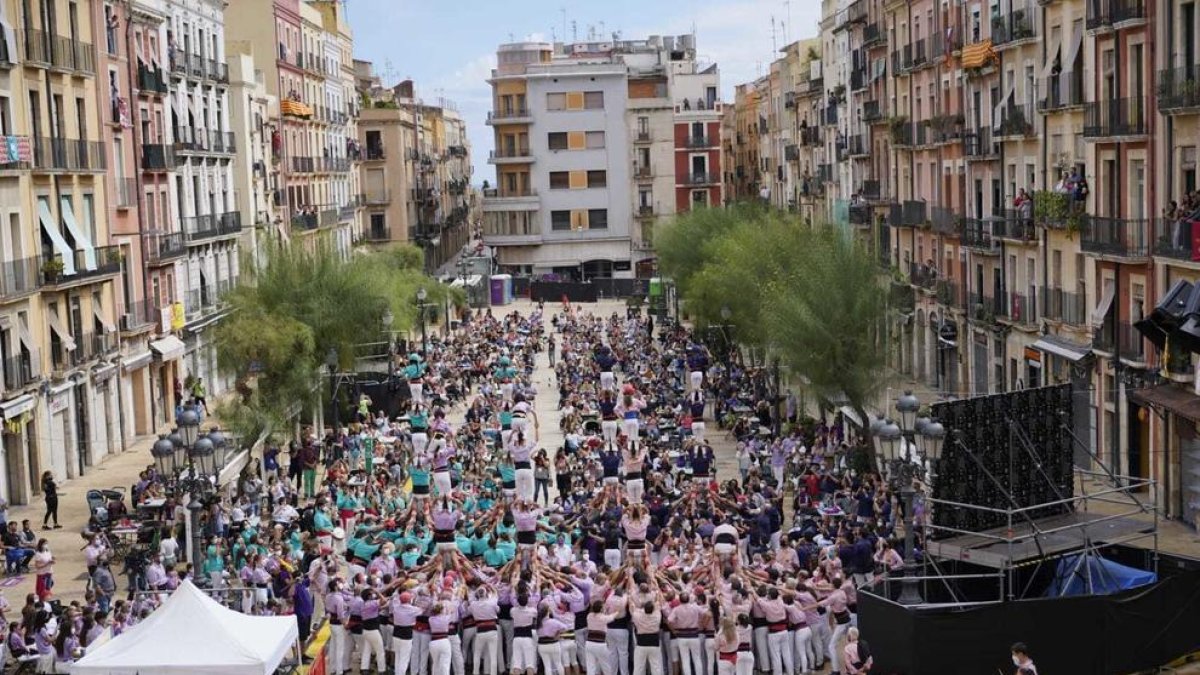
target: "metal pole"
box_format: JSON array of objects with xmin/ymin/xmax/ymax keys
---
[
  {"xmin": 188, "ymin": 498, "xmax": 203, "ymax": 568},
  {"xmin": 420, "ymin": 305, "xmax": 428, "ymax": 355},
  {"xmin": 330, "ymin": 367, "xmax": 339, "ymax": 434},
  {"xmin": 897, "ymin": 459, "xmax": 925, "ymax": 605}
]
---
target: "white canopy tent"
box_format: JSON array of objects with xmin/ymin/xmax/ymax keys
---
[{"xmin": 71, "ymin": 580, "xmax": 299, "ymax": 675}]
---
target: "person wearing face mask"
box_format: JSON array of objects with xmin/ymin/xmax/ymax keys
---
[
  {"xmin": 1010, "ymin": 642, "xmax": 1037, "ymax": 675},
  {"xmin": 326, "ymin": 579, "xmax": 350, "ymax": 675}
]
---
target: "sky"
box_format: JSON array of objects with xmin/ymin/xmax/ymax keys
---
[{"xmin": 345, "ymin": 0, "xmax": 822, "ymax": 182}]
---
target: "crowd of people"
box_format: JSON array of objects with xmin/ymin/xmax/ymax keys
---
[{"xmin": 0, "ymin": 301, "xmax": 935, "ymax": 675}]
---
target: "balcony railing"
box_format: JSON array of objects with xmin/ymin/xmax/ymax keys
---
[
  {"xmin": 847, "ymin": 135, "xmax": 868, "ymax": 157},
  {"xmin": 291, "ymin": 156, "xmax": 315, "ymax": 173},
  {"xmin": 862, "ymin": 100, "xmax": 883, "ymax": 122},
  {"xmin": 992, "ymin": 211, "xmax": 1036, "ymax": 241},
  {"xmin": 992, "ymin": 9, "xmax": 1037, "ymax": 45},
  {"xmin": 1043, "ymin": 288, "xmax": 1089, "ymax": 325},
  {"xmin": 962, "ymin": 218, "xmax": 1000, "ymax": 251},
  {"xmin": 1083, "ymin": 97, "xmax": 1148, "ymax": 138},
  {"xmin": 911, "ymin": 39, "xmax": 928, "ymax": 68},
  {"xmin": 687, "ymin": 172, "xmax": 713, "ymax": 185},
  {"xmin": 144, "ymin": 231, "xmax": 186, "ymax": 262},
  {"xmin": 1152, "ymin": 217, "xmax": 1195, "ymax": 260},
  {"xmin": 113, "ymin": 177, "xmax": 136, "ymax": 208},
  {"xmin": 936, "ymin": 279, "xmax": 963, "ymax": 307},
  {"xmin": 490, "ymin": 148, "xmax": 532, "ymax": 160},
  {"xmin": 141, "ymin": 143, "xmax": 175, "ymax": 170},
  {"xmin": 1158, "ymin": 65, "xmax": 1200, "ymax": 113},
  {"xmin": 291, "ymin": 213, "xmax": 318, "ymax": 231},
  {"xmin": 486, "ymin": 108, "xmax": 531, "ymax": 122},
  {"xmin": 1039, "ymin": 74, "xmax": 1087, "ymax": 111},
  {"xmin": 365, "ymin": 191, "xmax": 391, "ymax": 205},
  {"xmin": 930, "ymin": 206, "xmax": 959, "ymax": 235},
  {"xmin": 863, "ymin": 22, "xmax": 883, "ymax": 46},
  {"xmin": 22, "ymin": 30, "xmax": 95, "ymax": 74},
  {"xmin": 1089, "ymin": 0, "xmax": 1146, "ymax": 27},
  {"xmin": 0, "ymin": 257, "xmax": 42, "ymax": 298},
  {"xmin": 1005, "ymin": 291, "xmax": 1037, "ymax": 324},
  {"xmin": 211, "ymin": 131, "xmax": 236, "ymax": 154},
  {"xmin": 1080, "ymin": 216, "xmax": 1150, "ymax": 258},
  {"xmin": 687, "ymin": 135, "xmax": 713, "ymax": 148},
  {"xmin": 996, "ymin": 101, "xmax": 1036, "ymax": 138},
  {"xmin": 3, "ymin": 350, "xmax": 39, "ymax": 390},
  {"xmin": 31, "ymin": 137, "xmax": 107, "ymax": 172},
  {"xmin": 909, "ymin": 262, "xmax": 938, "ymax": 290},
  {"xmin": 963, "ymin": 128, "xmax": 998, "ymax": 158},
  {"xmin": 860, "ymin": 180, "xmax": 881, "ymax": 201},
  {"xmin": 137, "ymin": 62, "xmax": 169, "ymax": 94},
  {"xmin": 42, "ymin": 245, "xmax": 122, "ymax": 286},
  {"xmin": 799, "ymin": 126, "xmax": 821, "ymax": 146},
  {"xmin": 365, "ymin": 146, "xmax": 385, "ymax": 161}
]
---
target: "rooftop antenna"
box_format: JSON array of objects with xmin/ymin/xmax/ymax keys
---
[
  {"xmin": 560, "ymin": 7, "xmax": 567, "ymax": 45},
  {"xmin": 599, "ymin": 21, "xmax": 606, "ymax": 39},
  {"xmin": 770, "ymin": 16, "xmax": 777, "ymax": 53},
  {"xmin": 785, "ymin": 0, "xmax": 792, "ymax": 44},
  {"xmin": 571, "ymin": 20, "xmax": 578, "ymax": 42}
]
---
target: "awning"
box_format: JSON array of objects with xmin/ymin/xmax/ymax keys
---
[
  {"xmin": 838, "ymin": 405, "xmax": 863, "ymax": 427},
  {"xmin": 1033, "ymin": 336, "xmax": 1092, "ymax": 362},
  {"xmin": 92, "ymin": 363, "xmax": 117, "ymax": 382},
  {"xmin": 61, "ymin": 197, "xmax": 97, "ymax": 271},
  {"xmin": 0, "ymin": 19, "xmax": 16, "ymax": 66},
  {"xmin": 38, "ymin": 200, "xmax": 76, "ymax": 276},
  {"xmin": 1092, "ymin": 281, "xmax": 1116, "ymax": 328},
  {"xmin": 1040, "ymin": 32, "xmax": 1064, "ymax": 79},
  {"xmin": 1063, "ymin": 27, "xmax": 1084, "ymax": 75},
  {"xmin": 961, "ymin": 40, "xmax": 996, "ymax": 69},
  {"xmin": 1130, "ymin": 385, "xmax": 1200, "ymax": 423},
  {"xmin": 17, "ymin": 319, "xmax": 34, "ymax": 355},
  {"xmin": 121, "ymin": 350, "xmax": 153, "ymax": 371},
  {"xmin": 0, "ymin": 393, "xmax": 34, "ymax": 418},
  {"xmin": 150, "ymin": 335, "xmax": 186, "ymax": 361},
  {"xmin": 993, "ymin": 85, "xmax": 1015, "ymax": 131},
  {"xmin": 93, "ymin": 304, "xmax": 115, "ymax": 334},
  {"xmin": 46, "ymin": 311, "xmax": 76, "ymax": 351}
]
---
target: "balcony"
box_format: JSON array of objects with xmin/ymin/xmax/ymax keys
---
[
  {"xmin": 488, "ymin": 147, "xmax": 532, "ymax": 163},
  {"xmin": 182, "ymin": 212, "xmax": 241, "ymax": 243},
  {"xmin": 850, "ymin": 69, "xmax": 867, "ymax": 92},
  {"xmin": 635, "ymin": 164, "xmax": 653, "ymax": 180},
  {"xmin": 963, "ymin": 128, "xmax": 999, "ymax": 159},
  {"xmin": 0, "ymin": 257, "xmax": 42, "ymax": 299},
  {"xmin": 365, "ymin": 191, "xmax": 391, "ymax": 205},
  {"xmin": 863, "ymin": 22, "xmax": 884, "ymax": 47},
  {"xmin": 823, "ymin": 105, "xmax": 839, "ymax": 126},
  {"xmin": 210, "ymin": 131, "xmax": 236, "ymax": 154},
  {"xmin": 486, "ymin": 108, "xmax": 532, "ymax": 124},
  {"xmin": 483, "ymin": 187, "xmax": 537, "ymax": 201},
  {"xmin": 1083, "ymin": 97, "xmax": 1149, "ymax": 139},
  {"xmin": 1003, "ymin": 291, "xmax": 1038, "ymax": 325},
  {"xmin": 22, "ymin": 30, "xmax": 94, "ymax": 74},
  {"xmin": 992, "ymin": 9, "xmax": 1038, "ymax": 47},
  {"xmin": 892, "ymin": 46, "xmax": 913, "ymax": 73},
  {"xmin": 1080, "ymin": 216, "xmax": 1150, "ymax": 258},
  {"xmin": 686, "ymin": 172, "xmax": 715, "ymax": 185},
  {"xmin": 849, "ymin": 204, "xmax": 872, "ymax": 226},
  {"xmin": 144, "ymin": 231, "xmax": 186, "ymax": 263},
  {"xmin": 41, "ymin": 246, "xmax": 122, "ymax": 287},
  {"xmin": 1152, "ymin": 217, "xmax": 1196, "ymax": 260},
  {"xmin": 365, "ymin": 146, "xmax": 385, "ymax": 161},
  {"xmin": 1158, "ymin": 65, "xmax": 1200, "ymax": 114},
  {"xmin": 207, "ymin": 59, "xmax": 229, "ymax": 84},
  {"xmin": 113, "ymin": 177, "xmax": 136, "ymax": 209},
  {"xmin": 136, "ymin": 62, "xmax": 168, "ymax": 95},
  {"xmin": 968, "ymin": 291, "xmax": 1007, "ymax": 322},
  {"xmin": 862, "ymin": 100, "xmax": 884, "ymax": 122},
  {"xmin": 891, "ymin": 121, "xmax": 914, "ymax": 147},
  {"xmin": 291, "ymin": 156, "xmax": 315, "ymax": 173},
  {"xmin": 962, "ymin": 218, "xmax": 1001, "ymax": 253},
  {"xmin": 909, "ymin": 262, "xmax": 938, "ymax": 290},
  {"xmin": 118, "ymin": 300, "xmax": 156, "ymax": 332},
  {"xmin": 1039, "ymin": 74, "xmax": 1087, "ymax": 111},
  {"xmin": 291, "ymin": 213, "xmax": 318, "ymax": 232},
  {"xmin": 3, "ymin": 350, "xmax": 40, "ymax": 390},
  {"xmin": 634, "ymin": 130, "xmax": 652, "ymax": 143},
  {"xmin": 636, "ymin": 204, "xmax": 656, "ymax": 218},
  {"xmin": 1167, "ymin": 349, "xmax": 1195, "ymax": 382},
  {"xmin": 996, "ymin": 102, "xmax": 1036, "ymax": 139},
  {"xmin": 936, "ymin": 279, "xmax": 963, "ymax": 307},
  {"xmin": 839, "ymin": 0, "xmax": 867, "ymax": 27},
  {"xmin": 141, "ymin": 143, "xmax": 176, "ymax": 171},
  {"xmin": 799, "ymin": 126, "xmax": 821, "ymax": 146},
  {"xmin": 31, "ymin": 137, "xmax": 106, "ymax": 172},
  {"xmin": 847, "ymin": 135, "xmax": 869, "ymax": 157},
  {"xmin": 1087, "ymin": 0, "xmax": 1146, "ymax": 29},
  {"xmin": 1119, "ymin": 321, "xmax": 1148, "ymax": 362},
  {"xmin": 930, "ymin": 206, "xmax": 960, "ymax": 236},
  {"xmin": 889, "ymin": 200, "xmax": 927, "ymax": 227},
  {"xmin": 817, "ymin": 164, "xmax": 834, "ymax": 183},
  {"xmin": 784, "ymin": 144, "xmax": 799, "ymax": 161},
  {"xmin": 686, "ymin": 135, "xmax": 714, "ymax": 148},
  {"xmin": 992, "ymin": 211, "xmax": 1037, "ymax": 242},
  {"xmin": 911, "ymin": 39, "xmax": 928, "ymax": 69},
  {"xmin": 1043, "ymin": 288, "xmax": 1089, "ymax": 326},
  {"xmin": 860, "ymin": 180, "xmax": 881, "ymax": 201}
]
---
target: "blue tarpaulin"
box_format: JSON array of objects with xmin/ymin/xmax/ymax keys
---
[{"xmin": 1044, "ymin": 553, "xmax": 1158, "ymax": 597}]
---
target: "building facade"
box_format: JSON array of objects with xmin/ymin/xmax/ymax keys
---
[{"xmin": 483, "ymin": 35, "xmax": 724, "ymax": 280}]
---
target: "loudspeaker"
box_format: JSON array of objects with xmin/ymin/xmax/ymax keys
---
[{"xmin": 1136, "ymin": 280, "xmax": 1193, "ymax": 349}]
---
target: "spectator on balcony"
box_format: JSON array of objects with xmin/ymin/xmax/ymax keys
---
[
  {"xmin": 1070, "ymin": 168, "xmax": 1088, "ymax": 207},
  {"xmin": 1052, "ymin": 171, "xmax": 1071, "ymax": 195}
]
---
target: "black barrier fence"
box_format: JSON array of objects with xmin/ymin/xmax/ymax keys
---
[
  {"xmin": 527, "ymin": 278, "xmax": 649, "ymax": 303},
  {"xmin": 860, "ymin": 548, "xmax": 1200, "ymax": 674}
]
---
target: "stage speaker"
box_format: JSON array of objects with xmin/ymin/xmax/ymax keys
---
[{"xmin": 1136, "ymin": 280, "xmax": 1193, "ymax": 349}]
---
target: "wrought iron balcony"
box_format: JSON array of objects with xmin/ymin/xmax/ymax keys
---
[
  {"xmin": 1080, "ymin": 216, "xmax": 1150, "ymax": 258},
  {"xmin": 1157, "ymin": 65, "xmax": 1200, "ymax": 113},
  {"xmin": 1083, "ymin": 97, "xmax": 1148, "ymax": 138}
]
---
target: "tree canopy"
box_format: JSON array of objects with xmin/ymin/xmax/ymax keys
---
[
  {"xmin": 214, "ymin": 242, "xmax": 461, "ymax": 439},
  {"xmin": 656, "ymin": 204, "xmax": 890, "ymax": 422}
]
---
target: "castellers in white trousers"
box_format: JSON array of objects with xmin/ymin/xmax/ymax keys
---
[
  {"xmin": 676, "ymin": 637, "xmax": 703, "ymax": 675},
  {"xmin": 828, "ymin": 622, "xmax": 850, "ymax": 674},
  {"xmin": 791, "ymin": 626, "xmax": 813, "ymax": 674},
  {"xmin": 472, "ymin": 629, "xmax": 500, "ymax": 675},
  {"xmin": 515, "ymin": 467, "xmax": 535, "ymax": 503},
  {"xmin": 539, "ymin": 641, "xmax": 564, "ymax": 675},
  {"xmin": 409, "ymin": 382, "xmax": 424, "ymax": 406},
  {"xmin": 766, "ymin": 629, "xmax": 792, "ymax": 675},
  {"xmin": 586, "ymin": 640, "xmax": 613, "ymax": 675},
  {"xmin": 600, "ymin": 372, "xmax": 616, "ymax": 391},
  {"xmin": 449, "ymin": 634, "xmax": 466, "ymax": 675},
  {"xmin": 429, "ymin": 636, "xmax": 453, "ymax": 675},
  {"xmin": 394, "ymin": 636, "xmax": 414, "ymax": 675},
  {"xmin": 632, "ymin": 643, "xmax": 663, "ymax": 675},
  {"xmin": 328, "ymin": 624, "xmax": 348, "ymax": 675},
  {"xmin": 361, "ymin": 628, "xmax": 387, "ymax": 674},
  {"xmin": 691, "ymin": 421, "xmax": 706, "ymax": 442},
  {"xmin": 607, "ymin": 628, "xmax": 631, "ymax": 675},
  {"xmin": 412, "ymin": 631, "xmax": 432, "ymax": 675}
]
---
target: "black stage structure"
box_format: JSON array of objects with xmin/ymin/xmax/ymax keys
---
[{"xmin": 859, "ymin": 384, "xmax": 1200, "ymax": 674}]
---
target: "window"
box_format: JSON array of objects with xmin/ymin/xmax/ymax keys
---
[
  {"xmin": 587, "ymin": 170, "xmax": 606, "ymax": 188},
  {"xmin": 692, "ymin": 190, "xmax": 709, "ymax": 206},
  {"xmin": 585, "ymin": 131, "xmax": 605, "ymax": 149},
  {"xmin": 548, "ymin": 132, "xmax": 568, "ymax": 150},
  {"xmin": 547, "ymin": 93, "xmax": 566, "ymax": 111},
  {"xmin": 549, "ymin": 171, "xmax": 570, "ymax": 189},
  {"xmin": 583, "ymin": 91, "xmax": 604, "ymax": 109},
  {"xmin": 587, "ymin": 209, "xmax": 608, "ymax": 229},
  {"xmin": 551, "ymin": 210, "xmax": 571, "ymax": 230}
]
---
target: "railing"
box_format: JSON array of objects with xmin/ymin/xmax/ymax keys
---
[
  {"xmin": 144, "ymin": 231, "xmax": 186, "ymax": 262},
  {"xmin": 996, "ymin": 101, "xmax": 1036, "ymax": 137},
  {"xmin": 1153, "ymin": 217, "xmax": 1195, "ymax": 260},
  {"xmin": 992, "ymin": 211, "xmax": 1036, "ymax": 241},
  {"xmin": 118, "ymin": 300, "xmax": 156, "ymax": 331},
  {"xmin": 892, "ymin": 45, "xmax": 913, "ymax": 73},
  {"xmin": 365, "ymin": 146, "xmax": 385, "ymax": 160},
  {"xmin": 860, "ymin": 180, "xmax": 881, "ymax": 200},
  {"xmin": 1168, "ymin": 349, "xmax": 1194, "ymax": 378},
  {"xmin": 1083, "ymin": 97, "xmax": 1149, "ymax": 137},
  {"xmin": 113, "ymin": 177, "xmax": 136, "ymax": 208},
  {"xmin": 187, "ymin": 52, "xmax": 204, "ymax": 78},
  {"xmin": 636, "ymin": 204, "xmax": 655, "ymax": 218},
  {"xmin": 687, "ymin": 172, "xmax": 712, "ymax": 185},
  {"xmin": 1080, "ymin": 216, "xmax": 1150, "ymax": 257},
  {"xmin": 1005, "ymin": 291, "xmax": 1037, "ymax": 324},
  {"xmin": 1040, "ymin": 74, "xmax": 1086, "ymax": 111},
  {"xmin": 862, "ymin": 100, "xmax": 883, "ymax": 122},
  {"xmin": 962, "ymin": 218, "xmax": 999, "ymax": 251},
  {"xmin": 962, "ymin": 128, "xmax": 997, "ymax": 158},
  {"xmin": 849, "ymin": 204, "xmax": 872, "ymax": 225},
  {"xmin": 1158, "ymin": 65, "xmax": 1200, "ymax": 112},
  {"xmin": 799, "ymin": 126, "xmax": 821, "ymax": 146},
  {"xmin": 1088, "ymin": 0, "xmax": 1146, "ymax": 27},
  {"xmin": 3, "ymin": 350, "xmax": 39, "ymax": 390},
  {"xmin": 291, "ymin": 156, "xmax": 315, "ymax": 173},
  {"xmin": 823, "ymin": 105, "xmax": 839, "ymax": 126},
  {"xmin": 291, "ymin": 213, "xmax": 318, "ymax": 232},
  {"xmin": 211, "ymin": 131, "xmax": 236, "ymax": 154},
  {"xmin": 1119, "ymin": 321, "xmax": 1147, "ymax": 361},
  {"xmin": 207, "ymin": 59, "xmax": 229, "ymax": 83},
  {"xmin": 930, "ymin": 206, "xmax": 959, "ymax": 235},
  {"xmin": 686, "ymin": 135, "xmax": 712, "ymax": 148},
  {"xmin": 817, "ymin": 164, "xmax": 834, "ymax": 183},
  {"xmin": 968, "ymin": 291, "xmax": 1006, "ymax": 320},
  {"xmin": 892, "ymin": 122, "xmax": 913, "ymax": 147},
  {"xmin": 487, "ymin": 108, "xmax": 531, "ymax": 121},
  {"xmin": 992, "ymin": 9, "xmax": 1037, "ymax": 45},
  {"xmin": 42, "ymin": 246, "xmax": 122, "ymax": 286},
  {"xmin": 1042, "ymin": 288, "xmax": 1088, "ymax": 325},
  {"xmin": 936, "ymin": 279, "xmax": 963, "ymax": 307},
  {"xmin": 909, "ymin": 262, "xmax": 938, "ymax": 289},
  {"xmin": 863, "ymin": 22, "xmax": 883, "ymax": 46},
  {"xmin": 913, "ymin": 121, "xmax": 929, "ymax": 146},
  {"xmin": 912, "ymin": 39, "xmax": 927, "ymax": 68},
  {"xmin": 24, "ymin": 30, "xmax": 95, "ymax": 73},
  {"xmin": 490, "ymin": 148, "xmax": 532, "ymax": 159},
  {"xmin": 31, "ymin": 137, "xmax": 107, "ymax": 172},
  {"xmin": 365, "ymin": 191, "xmax": 391, "ymax": 205},
  {"xmin": 141, "ymin": 143, "xmax": 175, "ymax": 170},
  {"xmin": 137, "ymin": 62, "xmax": 168, "ymax": 94},
  {"xmin": 0, "ymin": 257, "xmax": 42, "ymax": 298}
]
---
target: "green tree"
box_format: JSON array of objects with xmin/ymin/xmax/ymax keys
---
[{"xmin": 655, "ymin": 201, "xmax": 766, "ymax": 298}]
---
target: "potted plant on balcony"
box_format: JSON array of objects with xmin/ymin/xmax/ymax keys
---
[
  {"xmin": 42, "ymin": 257, "xmax": 64, "ymax": 282},
  {"xmin": 887, "ymin": 115, "xmax": 909, "ymax": 143}
]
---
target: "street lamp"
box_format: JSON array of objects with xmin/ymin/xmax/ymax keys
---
[
  {"xmin": 718, "ymin": 305, "xmax": 734, "ymax": 369},
  {"xmin": 870, "ymin": 391, "xmax": 946, "ymax": 607},
  {"xmin": 152, "ymin": 404, "xmax": 229, "ymax": 568},
  {"xmin": 326, "ymin": 347, "xmax": 340, "ymax": 435},
  {"xmin": 416, "ymin": 287, "xmax": 429, "ymax": 356}
]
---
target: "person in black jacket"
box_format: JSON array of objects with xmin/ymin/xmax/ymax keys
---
[{"xmin": 40, "ymin": 472, "xmax": 60, "ymax": 529}]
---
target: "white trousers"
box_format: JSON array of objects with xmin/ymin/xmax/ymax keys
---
[
  {"xmin": 409, "ymin": 382, "xmax": 424, "ymax": 406},
  {"xmin": 560, "ymin": 639, "xmax": 577, "ymax": 669},
  {"xmin": 450, "ymin": 634, "xmax": 465, "ymax": 675},
  {"xmin": 622, "ymin": 418, "xmax": 639, "ymax": 440},
  {"xmin": 689, "ymin": 371, "xmax": 703, "ymax": 391},
  {"xmin": 791, "ymin": 627, "xmax": 812, "ymax": 674},
  {"xmin": 412, "ymin": 432, "xmax": 429, "ymax": 456},
  {"xmin": 607, "ymin": 628, "xmax": 630, "ymax": 675},
  {"xmin": 512, "ymin": 637, "xmax": 537, "ymax": 672},
  {"xmin": 586, "ymin": 641, "xmax": 613, "ymax": 675},
  {"xmin": 766, "ymin": 630, "xmax": 791, "ymax": 675},
  {"xmin": 600, "ymin": 372, "xmax": 615, "ymax": 391},
  {"xmin": 691, "ymin": 421, "xmax": 705, "ymax": 442},
  {"xmin": 433, "ymin": 469, "xmax": 452, "ymax": 497},
  {"xmin": 501, "ymin": 382, "xmax": 514, "ymax": 401},
  {"xmin": 361, "ymin": 629, "xmax": 387, "ymax": 673},
  {"xmin": 676, "ymin": 637, "xmax": 702, "ymax": 675},
  {"xmin": 539, "ymin": 642, "xmax": 564, "ymax": 675},
  {"xmin": 516, "ymin": 467, "xmax": 535, "ymax": 502},
  {"xmin": 828, "ymin": 623, "xmax": 849, "ymax": 673},
  {"xmin": 735, "ymin": 652, "xmax": 754, "ymax": 675},
  {"xmin": 604, "ymin": 548, "xmax": 622, "ymax": 569},
  {"xmin": 633, "ymin": 644, "xmax": 663, "ymax": 675},
  {"xmin": 512, "ymin": 416, "xmax": 529, "ymax": 436},
  {"xmin": 601, "ymin": 420, "xmax": 619, "ymax": 445},
  {"xmin": 430, "ymin": 637, "xmax": 453, "ymax": 675},
  {"xmin": 394, "ymin": 637, "xmax": 414, "ymax": 675},
  {"xmin": 473, "ymin": 630, "xmax": 499, "ymax": 675},
  {"xmin": 625, "ymin": 478, "xmax": 644, "ymax": 504},
  {"xmin": 413, "ymin": 632, "xmax": 432, "ymax": 675},
  {"xmin": 751, "ymin": 627, "xmax": 768, "ymax": 670},
  {"xmin": 329, "ymin": 625, "xmax": 348, "ymax": 675},
  {"xmin": 809, "ymin": 619, "xmax": 829, "ymax": 667}
]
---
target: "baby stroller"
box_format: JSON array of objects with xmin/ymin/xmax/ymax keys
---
[{"xmin": 86, "ymin": 487, "xmax": 126, "ymax": 528}]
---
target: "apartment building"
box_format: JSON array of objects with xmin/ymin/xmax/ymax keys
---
[
  {"xmin": 226, "ymin": 49, "xmax": 278, "ymax": 268},
  {"xmin": 483, "ymin": 34, "xmax": 723, "ymax": 280}
]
